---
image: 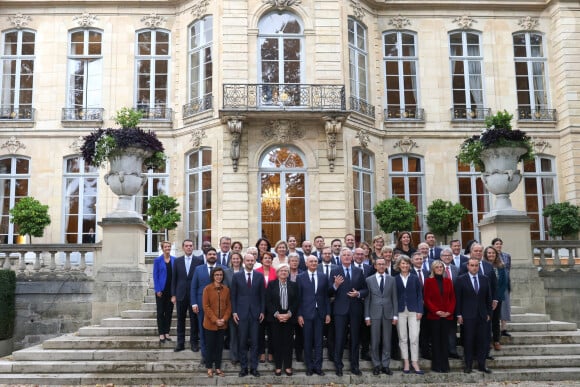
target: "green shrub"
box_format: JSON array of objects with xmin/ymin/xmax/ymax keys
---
[
  {"xmin": 0, "ymin": 270, "xmax": 16, "ymax": 340},
  {"xmin": 426, "ymin": 199, "xmax": 469, "ymax": 243},
  {"xmin": 543, "ymin": 202, "xmax": 580, "ymax": 238},
  {"xmin": 373, "ymin": 197, "xmax": 416, "ymax": 235}
]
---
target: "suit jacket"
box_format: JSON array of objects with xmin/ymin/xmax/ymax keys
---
[
  {"xmin": 422, "ymin": 257, "xmax": 435, "ymax": 273},
  {"xmin": 171, "ymin": 255, "xmax": 203, "ymax": 301},
  {"xmin": 153, "ymin": 255, "xmax": 175, "ymax": 292},
  {"xmin": 395, "ymin": 273, "xmax": 423, "ymax": 314},
  {"xmin": 190, "ymin": 264, "xmax": 227, "ymax": 307},
  {"xmin": 443, "ymin": 263, "xmax": 459, "ymax": 284},
  {"xmin": 352, "ymin": 262, "xmax": 374, "ymax": 277},
  {"xmin": 297, "ymin": 271, "xmax": 331, "ymax": 320},
  {"xmin": 317, "ymin": 262, "xmax": 339, "ymax": 280},
  {"xmin": 364, "ymin": 273, "xmax": 398, "ymax": 320},
  {"xmin": 459, "ymin": 260, "xmax": 498, "ymax": 300},
  {"xmin": 428, "ymin": 246, "xmax": 443, "ymax": 260},
  {"xmin": 411, "ymin": 266, "xmax": 429, "ymax": 287},
  {"xmin": 452, "ymin": 254, "xmax": 469, "ymax": 268},
  {"xmin": 455, "ymin": 272, "xmax": 492, "ymax": 320},
  {"xmin": 424, "ymin": 276, "xmax": 456, "ymax": 320},
  {"xmin": 217, "ymin": 251, "xmax": 231, "ymax": 267},
  {"xmin": 329, "ymin": 266, "xmax": 368, "ymax": 316},
  {"xmin": 230, "ymin": 270, "xmax": 265, "ymax": 320},
  {"xmin": 265, "ymin": 279, "xmax": 298, "ymax": 323}
]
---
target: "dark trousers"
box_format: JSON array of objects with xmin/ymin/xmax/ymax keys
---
[
  {"xmin": 448, "ymin": 318, "xmax": 459, "ymax": 356},
  {"xmin": 492, "ymin": 301, "xmax": 502, "ymax": 342},
  {"xmin": 238, "ymin": 317, "xmax": 260, "ymax": 370},
  {"xmin": 271, "ymin": 320, "xmax": 294, "ymax": 370},
  {"xmin": 258, "ymin": 320, "xmax": 274, "ymax": 356},
  {"xmin": 430, "ymin": 318, "xmax": 450, "ymax": 372},
  {"xmin": 334, "ymin": 313, "xmax": 361, "ymax": 370},
  {"xmin": 204, "ymin": 328, "xmax": 225, "ymax": 369},
  {"xmin": 463, "ymin": 317, "xmax": 489, "ymax": 370},
  {"xmin": 155, "ymin": 291, "xmax": 173, "ymax": 335},
  {"xmin": 293, "ymin": 324, "xmax": 304, "ymax": 359},
  {"xmin": 303, "ymin": 315, "xmax": 324, "ymax": 372},
  {"xmin": 359, "ymin": 317, "xmax": 370, "ymax": 356},
  {"xmin": 176, "ymin": 296, "xmax": 198, "ymax": 347},
  {"xmin": 419, "ymin": 313, "xmax": 431, "ymax": 358},
  {"xmin": 324, "ymin": 318, "xmax": 335, "ymax": 360}
]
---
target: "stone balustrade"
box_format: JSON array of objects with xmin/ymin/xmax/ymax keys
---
[{"xmin": 532, "ymin": 240, "xmax": 579, "ymax": 270}]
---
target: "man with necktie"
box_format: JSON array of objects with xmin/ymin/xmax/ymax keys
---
[
  {"xmin": 450, "ymin": 240, "xmax": 468, "ymax": 267},
  {"xmin": 411, "ymin": 252, "xmax": 430, "ymax": 359},
  {"xmin": 313, "ymin": 235, "xmax": 325, "ymax": 263},
  {"xmin": 330, "ymin": 238, "xmax": 342, "ymax": 266},
  {"xmin": 316, "ymin": 246, "xmax": 338, "ymax": 361},
  {"xmin": 424, "ymin": 232, "xmax": 442, "ymax": 260},
  {"xmin": 218, "ymin": 236, "xmax": 231, "ymax": 266}
]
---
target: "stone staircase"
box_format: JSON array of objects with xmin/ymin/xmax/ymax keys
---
[{"xmin": 1, "ymin": 291, "xmax": 580, "ymax": 385}]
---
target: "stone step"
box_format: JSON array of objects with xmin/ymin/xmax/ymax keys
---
[
  {"xmin": 508, "ymin": 321, "xmax": 577, "ymax": 332},
  {"xmin": 78, "ymin": 326, "xmax": 191, "ymax": 337},
  {"xmin": 144, "ymin": 295, "xmax": 156, "ymax": 303},
  {"xmin": 510, "ymin": 306, "xmax": 525, "ymax": 314},
  {"xmin": 120, "ymin": 309, "xmax": 157, "ymax": 319},
  {"xmin": 142, "ymin": 302, "xmax": 157, "ymax": 311},
  {"xmin": 11, "ymin": 347, "xmax": 194, "ymax": 362},
  {"xmin": 509, "ymin": 313, "xmax": 551, "ymax": 323},
  {"xmin": 495, "ymin": 344, "xmax": 580, "ymax": 356},
  {"xmin": 502, "ymin": 331, "xmax": 580, "ymax": 345}
]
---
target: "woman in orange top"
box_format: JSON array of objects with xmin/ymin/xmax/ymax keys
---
[{"xmin": 202, "ymin": 266, "xmax": 231, "ymax": 377}]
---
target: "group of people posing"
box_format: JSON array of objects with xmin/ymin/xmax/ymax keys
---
[{"xmin": 152, "ymin": 232, "xmax": 511, "ymax": 378}]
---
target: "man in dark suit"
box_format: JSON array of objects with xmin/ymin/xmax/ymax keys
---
[
  {"xmin": 417, "ymin": 243, "xmax": 434, "ymax": 273},
  {"xmin": 455, "ymin": 258, "xmax": 493, "ymax": 374},
  {"xmin": 329, "ymin": 248, "xmax": 369, "ymax": 376},
  {"xmin": 217, "ymin": 236, "xmax": 231, "ymax": 267},
  {"xmin": 313, "ymin": 235, "xmax": 325, "ymax": 263},
  {"xmin": 330, "ymin": 238, "xmax": 342, "ymax": 266},
  {"xmin": 424, "ymin": 232, "xmax": 443, "ymax": 260},
  {"xmin": 440, "ymin": 247, "xmax": 461, "ymax": 359},
  {"xmin": 231, "ymin": 253, "xmax": 265, "ymax": 377},
  {"xmin": 297, "ymin": 255, "xmax": 330, "ymax": 376},
  {"xmin": 450, "ymin": 239, "xmax": 469, "ymax": 268},
  {"xmin": 317, "ymin": 246, "xmax": 338, "ymax": 361},
  {"xmin": 353, "ymin": 247, "xmax": 373, "ymax": 361},
  {"xmin": 171, "ymin": 239, "xmax": 202, "ymax": 352}
]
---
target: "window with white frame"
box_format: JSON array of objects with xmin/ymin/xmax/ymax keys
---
[
  {"xmin": 389, "ymin": 154, "xmax": 425, "ymax": 242},
  {"xmin": 66, "ymin": 29, "xmax": 102, "ymax": 119},
  {"xmin": 0, "ymin": 156, "xmax": 29, "ymax": 244},
  {"xmin": 449, "ymin": 31, "xmax": 485, "ymax": 119},
  {"xmin": 187, "ymin": 148, "xmax": 212, "ymax": 248},
  {"xmin": 137, "ymin": 163, "xmax": 169, "ymax": 254},
  {"xmin": 63, "ymin": 156, "xmax": 98, "ymax": 244},
  {"xmin": 187, "ymin": 16, "xmax": 213, "ymax": 115},
  {"xmin": 523, "ymin": 156, "xmax": 557, "ymax": 240},
  {"xmin": 348, "ymin": 18, "xmax": 369, "ymax": 113},
  {"xmin": 457, "ymin": 161, "xmax": 490, "ymax": 245},
  {"xmin": 352, "ymin": 148, "xmax": 374, "ymax": 243},
  {"xmin": 1, "ymin": 29, "xmax": 35, "ymax": 119},
  {"xmin": 136, "ymin": 29, "xmax": 170, "ymax": 119},
  {"xmin": 383, "ymin": 30, "xmax": 420, "ymax": 119},
  {"xmin": 513, "ymin": 32, "xmax": 550, "ymax": 120}
]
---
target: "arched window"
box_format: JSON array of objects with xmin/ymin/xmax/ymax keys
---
[
  {"xmin": 63, "ymin": 156, "xmax": 98, "ymax": 243},
  {"xmin": 259, "ymin": 146, "xmax": 307, "ymax": 243},
  {"xmin": 1, "ymin": 29, "xmax": 35, "ymax": 120},
  {"xmin": 137, "ymin": 162, "xmax": 169, "ymax": 254},
  {"xmin": 186, "ymin": 148, "xmax": 212, "ymax": 248},
  {"xmin": 352, "ymin": 148, "xmax": 374, "ymax": 243},
  {"xmin": 186, "ymin": 16, "xmax": 213, "ymax": 116},
  {"xmin": 389, "ymin": 154, "xmax": 425, "ymax": 241},
  {"xmin": 0, "ymin": 156, "xmax": 30, "ymax": 243},
  {"xmin": 523, "ymin": 156, "xmax": 557, "ymax": 240},
  {"xmin": 457, "ymin": 161, "xmax": 490, "ymax": 245}
]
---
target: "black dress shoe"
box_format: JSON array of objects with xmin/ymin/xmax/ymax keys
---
[
  {"xmin": 372, "ymin": 366, "xmax": 380, "ymax": 375},
  {"xmin": 305, "ymin": 370, "xmax": 313, "ymax": 376},
  {"xmin": 191, "ymin": 341, "xmax": 199, "ymax": 352},
  {"xmin": 487, "ymin": 355, "xmax": 495, "ymax": 360},
  {"xmin": 285, "ymin": 369, "xmax": 293, "ymax": 376},
  {"xmin": 479, "ymin": 367, "xmax": 492, "ymax": 374},
  {"xmin": 351, "ymin": 368, "xmax": 362, "ymax": 376},
  {"xmin": 173, "ymin": 345, "xmax": 185, "ymax": 352},
  {"xmin": 164, "ymin": 336, "xmax": 172, "ymax": 342},
  {"xmin": 463, "ymin": 368, "xmax": 472, "ymax": 374},
  {"xmin": 335, "ymin": 369, "xmax": 343, "ymax": 376},
  {"xmin": 501, "ymin": 330, "xmax": 512, "ymax": 337},
  {"xmin": 382, "ymin": 367, "xmax": 393, "ymax": 375},
  {"xmin": 314, "ymin": 369, "xmax": 325, "ymax": 376},
  {"xmin": 159, "ymin": 338, "xmax": 166, "ymax": 344},
  {"xmin": 250, "ymin": 368, "xmax": 260, "ymax": 377},
  {"xmin": 239, "ymin": 368, "xmax": 248, "ymax": 377},
  {"xmin": 274, "ymin": 370, "xmax": 282, "ymax": 376}
]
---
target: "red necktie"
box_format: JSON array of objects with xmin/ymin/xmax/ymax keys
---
[
  {"xmin": 445, "ymin": 265, "xmax": 451, "ymax": 280},
  {"xmin": 247, "ymin": 272, "xmax": 252, "ymax": 288}
]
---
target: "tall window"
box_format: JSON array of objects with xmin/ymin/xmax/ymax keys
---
[
  {"xmin": 258, "ymin": 12, "xmax": 304, "ymax": 105},
  {"xmin": 352, "ymin": 148, "xmax": 374, "ymax": 243},
  {"xmin": 137, "ymin": 163, "xmax": 169, "ymax": 254},
  {"xmin": 513, "ymin": 32, "xmax": 550, "ymax": 119},
  {"xmin": 63, "ymin": 156, "xmax": 98, "ymax": 243},
  {"xmin": 260, "ymin": 146, "xmax": 307, "ymax": 243},
  {"xmin": 1, "ymin": 29, "xmax": 35, "ymax": 119},
  {"xmin": 136, "ymin": 29, "xmax": 170, "ymax": 119},
  {"xmin": 389, "ymin": 154, "xmax": 425, "ymax": 242},
  {"xmin": 348, "ymin": 18, "xmax": 370, "ymax": 114},
  {"xmin": 449, "ymin": 31, "xmax": 485, "ymax": 119},
  {"xmin": 383, "ymin": 30, "xmax": 419, "ymax": 119},
  {"xmin": 0, "ymin": 156, "xmax": 29, "ymax": 244},
  {"xmin": 187, "ymin": 17, "xmax": 213, "ymax": 115},
  {"xmin": 66, "ymin": 29, "xmax": 102, "ymax": 118},
  {"xmin": 523, "ymin": 156, "xmax": 557, "ymax": 240},
  {"xmin": 457, "ymin": 161, "xmax": 490, "ymax": 245},
  {"xmin": 187, "ymin": 148, "xmax": 211, "ymax": 248}
]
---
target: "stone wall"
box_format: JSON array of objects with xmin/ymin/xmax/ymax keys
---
[{"xmin": 539, "ymin": 270, "xmax": 580, "ymax": 326}]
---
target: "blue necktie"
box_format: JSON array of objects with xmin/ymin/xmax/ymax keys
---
[{"xmin": 473, "ymin": 276, "xmax": 479, "ymax": 293}]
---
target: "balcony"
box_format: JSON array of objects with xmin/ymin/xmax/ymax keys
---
[
  {"xmin": 61, "ymin": 107, "xmax": 104, "ymax": 122},
  {"xmin": 451, "ymin": 107, "xmax": 491, "ymax": 121},
  {"xmin": 0, "ymin": 106, "xmax": 35, "ymax": 121},
  {"xmin": 350, "ymin": 96, "xmax": 375, "ymax": 119},
  {"xmin": 183, "ymin": 94, "xmax": 213, "ymax": 119},
  {"xmin": 517, "ymin": 108, "xmax": 557, "ymax": 122},
  {"xmin": 384, "ymin": 107, "xmax": 424, "ymax": 121}
]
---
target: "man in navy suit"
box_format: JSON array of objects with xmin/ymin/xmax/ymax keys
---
[
  {"xmin": 353, "ymin": 247, "xmax": 373, "ymax": 360},
  {"xmin": 217, "ymin": 236, "xmax": 231, "ymax": 267},
  {"xmin": 424, "ymin": 232, "xmax": 442, "ymax": 260},
  {"xmin": 450, "ymin": 239, "xmax": 469, "ymax": 267},
  {"xmin": 171, "ymin": 239, "xmax": 203, "ymax": 352},
  {"xmin": 329, "ymin": 248, "xmax": 369, "ymax": 376},
  {"xmin": 417, "ymin": 243, "xmax": 434, "ymax": 273},
  {"xmin": 297, "ymin": 255, "xmax": 330, "ymax": 376},
  {"xmin": 456, "ymin": 258, "xmax": 493, "ymax": 374},
  {"xmin": 317, "ymin": 246, "xmax": 339, "ymax": 361},
  {"xmin": 231, "ymin": 253, "xmax": 265, "ymax": 377}
]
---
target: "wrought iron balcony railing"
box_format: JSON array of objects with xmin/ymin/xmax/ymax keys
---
[
  {"xmin": 517, "ymin": 108, "xmax": 557, "ymax": 122},
  {"xmin": 451, "ymin": 107, "xmax": 491, "ymax": 121},
  {"xmin": 384, "ymin": 107, "xmax": 425, "ymax": 121},
  {"xmin": 223, "ymin": 83, "xmax": 346, "ymax": 111},
  {"xmin": 136, "ymin": 106, "xmax": 173, "ymax": 121},
  {"xmin": 349, "ymin": 96, "xmax": 375, "ymax": 118},
  {"xmin": 0, "ymin": 106, "xmax": 35, "ymax": 121},
  {"xmin": 183, "ymin": 94, "xmax": 213, "ymax": 118},
  {"xmin": 61, "ymin": 108, "xmax": 104, "ymax": 121}
]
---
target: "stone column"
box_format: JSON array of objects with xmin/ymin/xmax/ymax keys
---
[
  {"xmin": 479, "ymin": 214, "xmax": 546, "ymax": 314},
  {"xmin": 91, "ymin": 217, "xmax": 149, "ymax": 324}
]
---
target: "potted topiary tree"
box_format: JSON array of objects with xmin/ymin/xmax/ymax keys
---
[
  {"xmin": 146, "ymin": 194, "xmax": 181, "ymax": 241},
  {"xmin": 9, "ymin": 197, "xmax": 51, "ymax": 243},
  {"xmin": 0, "ymin": 269, "xmax": 16, "ymax": 357},
  {"xmin": 373, "ymin": 197, "xmax": 417, "ymax": 240},
  {"xmin": 542, "ymin": 202, "xmax": 580, "ymax": 239},
  {"xmin": 426, "ymin": 199, "xmax": 469, "ymax": 244}
]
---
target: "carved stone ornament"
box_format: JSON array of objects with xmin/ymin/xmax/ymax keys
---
[
  {"xmin": 518, "ymin": 16, "xmax": 539, "ymax": 31},
  {"xmin": 350, "ymin": 0, "xmax": 365, "ymax": 20},
  {"xmin": 225, "ymin": 116, "xmax": 245, "ymax": 172},
  {"xmin": 192, "ymin": 0, "xmax": 211, "ymax": 20},
  {"xmin": 1, "ymin": 136, "xmax": 27, "ymax": 154},
  {"xmin": 531, "ymin": 138, "xmax": 551, "ymax": 154},
  {"xmin": 393, "ymin": 136, "xmax": 419, "ymax": 153},
  {"xmin": 8, "ymin": 14, "xmax": 32, "ymax": 29},
  {"xmin": 73, "ymin": 13, "xmax": 98, "ymax": 28},
  {"xmin": 389, "ymin": 15, "xmax": 411, "ymax": 30},
  {"xmin": 191, "ymin": 128, "xmax": 207, "ymax": 150},
  {"xmin": 263, "ymin": 120, "xmax": 303, "ymax": 143},
  {"xmin": 70, "ymin": 136, "xmax": 85, "ymax": 153},
  {"xmin": 141, "ymin": 14, "xmax": 167, "ymax": 29},
  {"xmin": 356, "ymin": 129, "xmax": 370, "ymax": 148},
  {"xmin": 323, "ymin": 116, "xmax": 344, "ymax": 172},
  {"xmin": 453, "ymin": 15, "xmax": 476, "ymax": 29},
  {"xmin": 263, "ymin": 0, "xmax": 302, "ymax": 11}
]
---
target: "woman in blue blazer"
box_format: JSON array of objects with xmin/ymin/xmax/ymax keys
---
[
  {"xmin": 394, "ymin": 255, "xmax": 424, "ymax": 374},
  {"xmin": 484, "ymin": 245, "xmax": 508, "ymax": 350},
  {"xmin": 153, "ymin": 241, "xmax": 175, "ymax": 343}
]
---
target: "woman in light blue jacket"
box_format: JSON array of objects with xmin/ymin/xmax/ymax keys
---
[{"xmin": 153, "ymin": 241, "xmax": 175, "ymax": 343}]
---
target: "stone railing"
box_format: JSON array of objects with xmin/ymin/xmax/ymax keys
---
[
  {"xmin": 0, "ymin": 244, "xmax": 100, "ymax": 277},
  {"xmin": 532, "ymin": 240, "xmax": 579, "ymax": 270}
]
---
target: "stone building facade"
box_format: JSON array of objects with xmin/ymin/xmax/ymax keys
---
[{"xmin": 0, "ymin": 0, "xmax": 578, "ymax": 253}]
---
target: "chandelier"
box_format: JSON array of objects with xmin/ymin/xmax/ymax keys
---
[{"xmin": 261, "ymin": 186, "xmax": 281, "ymax": 211}]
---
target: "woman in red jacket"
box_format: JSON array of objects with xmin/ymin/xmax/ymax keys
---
[{"xmin": 423, "ymin": 260, "xmax": 456, "ymax": 373}]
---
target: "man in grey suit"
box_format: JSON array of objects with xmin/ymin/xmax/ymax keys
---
[
  {"xmin": 364, "ymin": 256, "xmax": 398, "ymax": 375},
  {"xmin": 440, "ymin": 247, "xmax": 461, "ymax": 359}
]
